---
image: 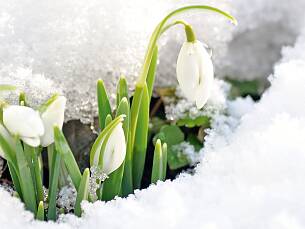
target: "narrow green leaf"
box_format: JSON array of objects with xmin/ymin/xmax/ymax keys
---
[
  {"xmin": 0, "ymin": 84, "xmax": 16, "ymax": 91},
  {"xmin": 36, "ymin": 201, "xmax": 45, "ymax": 221},
  {"xmin": 74, "ymin": 168, "xmax": 90, "ymax": 217},
  {"xmin": 102, "ymin": 98, "xmax": 129, "ymax": 201},
  {"xmin": 97, "ymin": 79, "xmax": 112, "ymax": 130},
  {"xmin": 15, "ymin": 138, "xmax": 37, "ymax": 214},
  {"xmin": 47, "ymin": 148, "xmax": 61, "ymax": 221},
  {"xmin": 32, "ymin": 148, "xmax": 44, "ymax": 202},
  {"xmin": 151, "ymin": 139, "xmax": 163, "ymax": 184},
  {"xmin": 104, "ymin": 114, "xmax": 113, "ymax": 127},
  {"xmin": 146, "ymin": 45, "xmax": 158, "ymax": 100},
  {"xmin": 121, "ymin": 132, "xmax": 133, "ymax": 197},
  {"xmin": 132, "ymin": 84, "xmax": 149, "ymax": 189},
  {"xmin": 54, "ymin": 126, "xmax": 82, "ymax": 189},
  {"xmin": 116, "ymin": 75, "xmax": 129, "ymax": 108},
  {"xmin": 162, "ymin": 143, "xmax": 167, "ymax": 181},
  {"xmin": 7, "ymin": 162, "xmax": 22, "ymax": 200}
]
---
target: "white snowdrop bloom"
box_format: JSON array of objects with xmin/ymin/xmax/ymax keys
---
[
  {"xmin": 176, "ymin": 40, "xmax": 214, "ymax": 109},
  {"xmin": 3, "ymin": 105, "xmax": 44, "ymax": 147},
  {"xmin": 40, "ymin": 96, "xmax": 66, "ymax": 147},
  {"xmin": 0, "ymin": 124, "xmax": 14, "ymax": 159},
  {"xmin": 91, "ymin": 121, "xmax": 126, "ymax": 176}
]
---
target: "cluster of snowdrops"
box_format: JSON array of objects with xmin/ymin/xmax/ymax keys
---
[{"xmin": 0, "ymin": 5, "xmax": 236, "ymax": 221}]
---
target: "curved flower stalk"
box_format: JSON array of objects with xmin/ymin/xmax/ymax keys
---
[
  {"xmin": 176, "ymin": 40, "xmax": 214, "ymax": 108},
  {"xmin": 3, "ymin": 105, "xmax": 44, "ymax": 147}
]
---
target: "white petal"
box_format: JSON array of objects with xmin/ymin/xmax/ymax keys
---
[
  {"xmin": 40, "ymin": 96, "xmax": 66, "ymax": 147},
  {"xmin": 0, "ymin": 124, "xmax": 14, "ymax": 159},
  {"xmin": 21, "ymin": 136, "xmax": 41, "ymax": 147},
  {"xmin": 194, "ymin": 41, "xmax": 214, "ymax": 109},
  {"xmin": 102, "ymin": 123, "xmax": 126, "ymax": 175},
  {"xmin": 176, "ymin": 42, "xmax": 200, "ymax": 101},
  {"xmin": 3, "ymin": 105, "xmax": 44, "ymax": 138}
]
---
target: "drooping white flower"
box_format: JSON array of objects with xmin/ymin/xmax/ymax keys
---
[
  {"xmin": 176, "ymin": 40, "xmax": 214, "ymax": 109},
  {"xmin": 0, "ymin": 124, "xmax": 14, "ymax": 159},
  {"xmin": 3, "ymin": 105, "xmax": 44, "ymax": 147},
  {"xmin": 40, "ymin": 96, "xmax": 66, "ymax": 147},
  {"xmin": 91, "ymin": 118, "xmax": 126, "ymax": 176}
]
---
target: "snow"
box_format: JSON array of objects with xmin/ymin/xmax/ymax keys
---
[{"xmin": 1, "ymin": 0, "xmax": 305, "ymax": 228}]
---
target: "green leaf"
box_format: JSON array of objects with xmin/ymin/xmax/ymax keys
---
[
  {"xmin": 15, "ymin": 138, "xmax": 37, "ymax": 214},
  {"xmin": 121, "ymin": 132, "xmax": 133, "ymax": 197},
  {"xmin": 151, "ymin": 139, "xmax": 163, "ymax": 184},
  {"xmin": 153, "ymin": 125, "xmax": 184, "ymax": 146},
  {"xmin": 54, "ymin": 126, "xmax": 82, "ymax": 189},
  {"xmin": 167, "ymin": 145, "xmax": 189, "ymax": 170},
  {"xmin": 7, "ymin": 162, "xmax": 22, "ymax": 200},
  {"xmin": 102, "ymin": 98, "xmax": 129, "ymax": 201},
  {"xmin": 36, "ymin": 201, "xmax": 45, "ymax": 221},
  {"xmin": 0, "ymin": 84, "xmax": 16, "ymax": 91},
  {"xmin": 74, "ymin": 168, "xmax": 90, "ymax": 217},
  {"xmin": 37, "ymin": 94, "xmax": 59, "ymax": 113},
  {"xmin": 161, "ymin": 143, "xmax": 167, "ymax": 180},
  {"xmin": 47, "ymin": 147, "xmax": 61, "ymax": 221},
  {"xmin": 97, "ymin": 79, "xmax": 112, "ymax": 130},
  {"xmin": 177, "ymin": 116, "xmax": 210, "ymax": 128},
  {"xmin": 116, "ymin": 75, "xmax": 129, "ymax": 108},
  {"xmin": 19, "ymin": 92, "xmax": 27, "ymax": 106},
  {"xmin": 146, "ymin": 46, "xmax": 158, "ymax": 100},
  {"xmin": 132, "ymin": 84, "xmax": 149, "ymax": 189}
]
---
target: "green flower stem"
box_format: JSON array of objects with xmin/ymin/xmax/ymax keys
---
[
  {"xmin": 15, "ymin": 138, "xmax": 37, "ymax": 214},
  {"xmin": 74, "ymin": 168, "xmax": 90, "ymax": 217},
  {"xmin": 137, "ymin": 5, "xmax": 237, "ymax": 85},
  {"xmin": 31, "ymin": 148, "xmax": 44, "ymax": 203},
  {"xmin": 54, "ymin": 126, "xmax": 82, "ymax": 189},
  {"xmin": 97, "ymin": 79, "xmax": 112, "ymax": 130},
  {"xmin": 47, "ymin": 145, "xmax": 54, "ymax": 185},
  {"xmin": 102, "ymin": 98, "xmax": 130, "ymax": 201},
  {"xmin": 132, "ymin": 85, "xmax": 149, "ymax": 189},
  {"xmin": 47, "ymin": 148, "xmax": 61, "ymax": 221},
  {"xmin": 36, "ymin": 201, "xmax": 45, "ymax": 221}
]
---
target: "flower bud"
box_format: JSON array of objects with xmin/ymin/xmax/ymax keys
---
[{"xmin": 176, "ymin": 40, "xmax": 214, "ymax": 109}]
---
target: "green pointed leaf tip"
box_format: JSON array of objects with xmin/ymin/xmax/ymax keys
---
[
  {"xmin": 151, "ymin": 139, "xmax": 163, "ymax": 184},
  {"xmin": 75, "ymin": 168, "xmax": 90, "ymax": 217},
  {"xmin": 162, "ymin": 143, "xmax": 167, "ymax": 180},
  {"xmin": 97, "ymin": 79, "xmax": 112, "ymax": 130},
  {"xmin": 36, "ymin": 201, "xmax": 45, "ymax": 221},
  {"xmin": 116, "ymin": 75, "xmax": 129, "ymax": 107}
]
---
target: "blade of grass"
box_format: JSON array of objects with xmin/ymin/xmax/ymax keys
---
[
  {"xmin": 97, "ymin": 79, "xmax": 112, "ymax": 130},
  {"xmin": 74, "ymin": 168, "xmax": 90, "ymax": 217},
  {"xmin": 132, "ymin": 84, "xmax": 149, "ymax": 189},
  {"xmin": 47, "ymin": 147, "xmax": 61, "ymax": 221},
  {"xmin": 54, "ymin": 126, "xmax": 82, "ymax": 189},
  {"xmin": 161, "ymin": 143, "xmax": 167, "ymax": 180},
  {"xmin": 102, "ymin": 98, "xmax": 129, "ymax": 201}
]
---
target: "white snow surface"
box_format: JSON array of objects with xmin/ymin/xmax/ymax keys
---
[
  {"xmin": 1, "ymin": 0, "xmax": 305, "ymax": 228},
  {"xmin": 1, "ymin": 0, "xmax": 304, "ymax": 122}
]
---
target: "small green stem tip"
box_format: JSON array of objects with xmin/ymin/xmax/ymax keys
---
[{"xmin": 185, "ymin": 24, "xmax": 196, "ymax": 42}]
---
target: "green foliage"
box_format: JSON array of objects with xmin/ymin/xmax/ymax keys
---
[
  {"xmin": 226, "ymin": 78, "xmax": 262, "ymax": 99},
  {"xmin": 97, "ymin": 79, "xmax": 112, "ymax": 130},
  {"xmin": 151, "ymin": 140, "xmax": 167, "ymax": 184},
  {"xmin": 75, "ymin": 168, "xmax": 90, "ymax": 217},
  {"xmin": 177, "ymin": 116, "xmax": 210, "ymax": 128},
  {"xmin": 36, "ymin": 201, "xmax": 45, "ymax": 221}
]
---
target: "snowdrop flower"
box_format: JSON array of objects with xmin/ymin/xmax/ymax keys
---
[
  {"xmin": 91, "ymin": 118, "xmax": 126, "ymax": 176},
  {"xmin": 176, "ymin": 40, "xmax": 214, "ymax": 109},
  {"xmin": 40, "ymin": 96, "xmax": 66, "ymax": 147},
  {"xmin": 3, "ymin": 105, "xmax": 44, "ymax": 147}
]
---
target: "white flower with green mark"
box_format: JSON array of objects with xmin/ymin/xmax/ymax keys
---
[
  {"xmin": 40, "ymin": 96, "xmax": 66, "ymax": 147},
  {"xmin": 176, "ymin": 40, "xmax": 214, "ymax": 109},
  {"xmin": 3, "ymin": 105, "xmax": 44, "ymax": 147},
  {"xmin": 90, "ymin": 116, "xmax": 126, "ymax": 176}
]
